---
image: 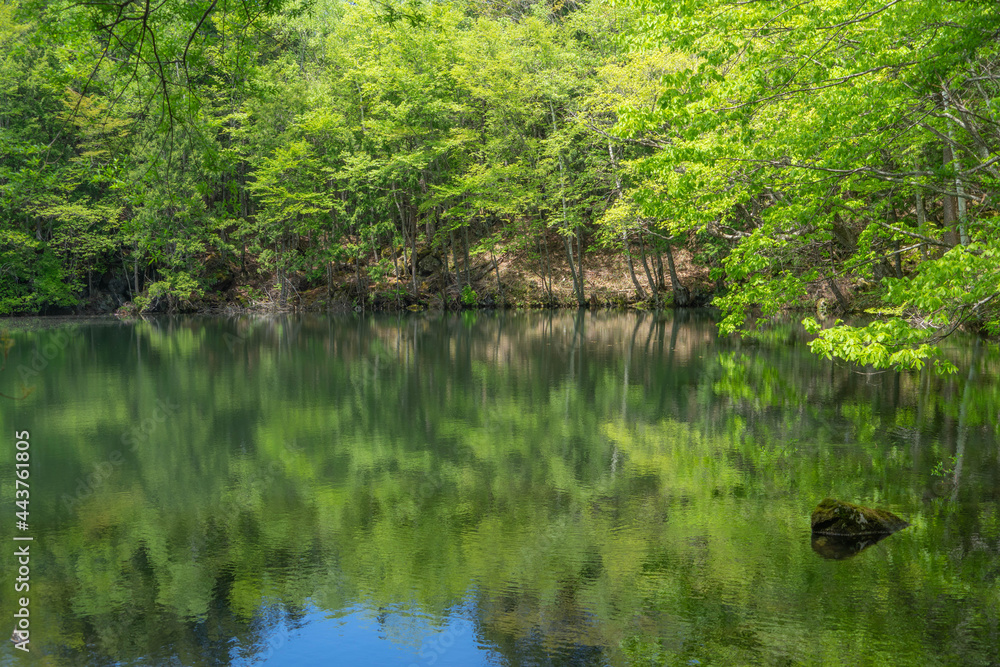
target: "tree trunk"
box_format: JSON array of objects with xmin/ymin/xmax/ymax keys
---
[
  {"xmin": 410, "ymin": 207, "xmax": 417, "ymax": 296},
  {"xmin": 608, "ymin": 138, "xmax": 644, "ymax": 299},
  {"xmin": 888, "ymin": 204, "xmax": 903, "ymax": 278},
  {"xmin": 563, "ymin": 234, "xmax": 579, "ymax": 302},
  {"xmin": 122, "ymin": 257, "xmax": 133, "ymax": 300},
  {"xmin": 625, "ymin": 235, "xmax": 645, "ymax": 299},
  {"xmin": 450, "ymin": 229, "xmax": 460, "ymax": 291},
  {"xmin": 638, "ymin": 232, "xmax": 660, "ymax": 307},
  {"xmin": 826, "ymin": 248, "xmax": 850, "ymax": 312},
  {"xmin": 663, "ymin": 242, "xmax": 690, "ymax": 306},
  {"xmin": 277, "ymin": 240, "xmax": 285, "ymax": 306},
  {"xmin": 391, "ymin": 231, "xmax": 400, "ymax": 292},
  {"xmin": 914, "ymin": 156, "xmax": 928, "ymax": 260},
  {"xmin": 491, "ymin": 246, "xmax": 503, "ymax": 302},
  {"xmin": 943, "ymin": 88, "xmax": 970, "ymax": 246},
  {"xmin": 941, "ymin": 143, "xmax": 958, "ymax": 245},
  {"xmin": 354, "ymin": 259, "xmax": 362, "ymax": 304},
  {"xmin": 826, "ymin": 275, "xmax": 850, "ymax": 312},
  {"xmin": 575, "ymin": 223, "xmax": 586, "ymax": 306},
  {"xmin": 463, "ymin": 224, "xmax": 472, "ymax": 290},
  {"xmin": 542, "ymin": 232, "xmax": 553, "ymax": 301},
  {"xmin": 550, "ymin": 100, "xmax": 584, "ymax": 306}
]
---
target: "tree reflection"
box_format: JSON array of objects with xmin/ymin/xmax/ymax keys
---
[{"xmin": 0, "ymin": 312, "xmax": 996, "ymax": 665}]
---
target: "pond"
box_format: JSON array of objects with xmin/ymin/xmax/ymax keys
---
[{"xmin": 1, "ymin": 311, "xmax": 998, "ymax": 666}]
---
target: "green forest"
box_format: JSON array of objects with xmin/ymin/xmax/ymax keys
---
[{"xmin": 2, "ymin": 0, "xmax": 999, "ymax": 370}]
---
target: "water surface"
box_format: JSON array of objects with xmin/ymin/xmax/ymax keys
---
[{"xmin": 1, "ymin": 312, "xmax": 998, "ymax": 666}]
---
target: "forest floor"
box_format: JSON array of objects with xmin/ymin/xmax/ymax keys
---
[
  {"xmin": 210, "ymin": 232, "xmax": 718, "ymax": 314},
  {"xmin": 59, "ymin": 231, "xmax": 864, "ymax": 317}
]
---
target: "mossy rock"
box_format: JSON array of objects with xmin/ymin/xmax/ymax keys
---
[{"xmin": 811, "ymin": 498, "xmax": 909, "ymax": 537}]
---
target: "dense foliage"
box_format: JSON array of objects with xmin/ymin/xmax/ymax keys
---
[
  {"xmin": 621, "ymin": 0, "xmax": 1000, "ymax": 370},
  {"xmin": 1, "ymin": 0, "xmax": 999, "ymax": 368}
]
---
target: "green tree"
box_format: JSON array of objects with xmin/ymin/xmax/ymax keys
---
[{"xmin": 619, "ymin": 0, "xmax": 1000, "ymax": 370}]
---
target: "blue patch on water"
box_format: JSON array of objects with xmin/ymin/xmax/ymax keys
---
[{"xmin": 234, "ymin": 603, "xmax": 499, "ymax": 667}]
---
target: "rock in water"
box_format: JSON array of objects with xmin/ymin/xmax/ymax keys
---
[{"xmin": 811, "ymin": 498, "xmax": 909, "ymax": 537}]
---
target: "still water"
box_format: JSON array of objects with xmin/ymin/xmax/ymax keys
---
[{"xmin": 1, "ymin": 311, "xmax": 998, "ymax": 666}]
